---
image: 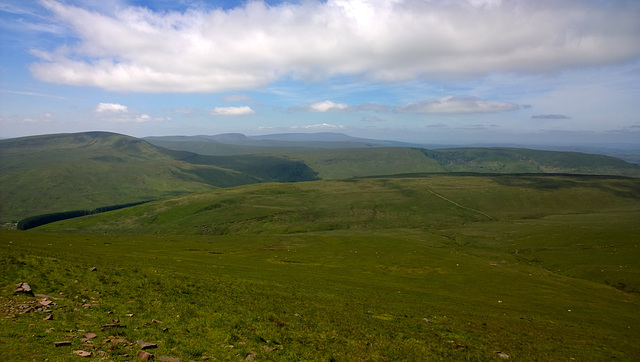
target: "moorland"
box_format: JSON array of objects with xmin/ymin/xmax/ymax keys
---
[{"xmin": 1, "ymin": 131, "xmax": 639, "ymax": 360}]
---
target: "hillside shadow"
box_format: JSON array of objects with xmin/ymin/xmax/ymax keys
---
[{"xmin": 491, "ymin": 174, "xmax": 640, "ymax": 199}]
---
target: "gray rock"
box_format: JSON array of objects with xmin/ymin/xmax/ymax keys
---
[
  {"xmin": 158, "ymin": 356, "xmax": 182, "ymax": 362},
  {"xmin": 101, "ymin": 321, "xmax": 126, "ymax": 331},
  {"xmin": 137, "ymin": 340, "xmax": 158, "ymax": 350},
  {"xmin": 137, "ymin": 350, "xmax": 154, "ymax": 360},
  {"xmin": 14, "ymin": 282, "xmax": 34, "ymax": 296}
]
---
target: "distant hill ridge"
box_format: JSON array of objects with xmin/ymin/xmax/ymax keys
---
[
  {"xmin": 144, "ymin": 132, "xmax": 420, "ymax": 155},
  {"xmin": 0, "ymin": 132, "xmax": 318, "ymax": 221},
  {"xmin": 2, "ymin": 131, "xmax": 639, "ymax": 222}
]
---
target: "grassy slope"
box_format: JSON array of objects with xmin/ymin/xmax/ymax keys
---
[
  {"xmin": 162, "ymin": 149, "xmax": 319, "ymax": 184},
  {"xmin": 288, "ymin": 147, "xmax": 640, "ymax": 179},
  {"xmin": 0, "ymin": 132, "xmax": 318, "ymax": 222},
  {"xmin": 422, "ymin": 147, "xmax": 640, "ymax": 175},
  {"xmin": 1, "ymin": 174, "xmax": 639, "ymax": 360},
  {"xmin": 0, "ymin": 132, "xmax": 203, "ymax": 221},
  {"xmin": 146, "ymin": 138, "xmax": 640, "ymax": 179},
  {"xmin": 146, "ymin": 138, "xmax": 324, "ymax": 155},
  {"xmin": 4, "ymin": 131, "xmax": 638, "ymax": 222},
  {"xmin": 42, "ymin": 175, "xmax": 640, "ymax": 235},
  {"xmin": 285, "ymin": 148, "xmax": 446, "ymax": 179}
]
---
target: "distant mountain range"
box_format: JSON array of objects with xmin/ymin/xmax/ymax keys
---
[
  {"xmin": 144, "ymin": 132, "xmax": 422, "ymax": 155},
  {"xmin": 2, "ymin": 131, "xmax": 639, "ymax": 222},
  {"xmin": 144, "ymin": 132, "xmax": 640, "ymax": 164}
]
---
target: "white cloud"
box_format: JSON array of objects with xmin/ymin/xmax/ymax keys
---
[
  {"xmin": 95, "ymin": 102, "xmax": 128, "ymax": 113},
  {"xmin": 28, "ymin": 0, "xmax": 640, "ymax": 93},
  {"xmin": 135, "ymin": 114, "xmax": 151, "ymax": 122},
  {"xmin": 1, "ymin": 89, "xmax": 65, "ymax": 99},
  {"xmin": 210, "ymin": 106, "xmax": 255, "ymax": 116},
  {"xmin": 93, "ymin": 102, "xmax": 164, "ymax": 123},
  {"xmin": 292, "ymin": 123, "xmax": 345, "ymax": 130},
  {"xmin": 103, "ymin": 113, "xmax": 167, "ymax": 123},
  {"xmin": 308, "ymin": 101, "xmax": 349, "ymax": 112},
  {"xmin": 395, "ymin": 96, "xmax": 519, "ymax": 114}
]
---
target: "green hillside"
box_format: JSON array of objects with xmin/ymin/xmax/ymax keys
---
[
  {"xmin": 144, "ymin": 132, "xmax": 418, "ymax": 155},
  {"xmin": 286, "ymin": 148, "xmax": 446, "ymax": 179},
  {"xmin": 4, "ymin": 174, "xmax": 638, "ymax": 360},
  {"xmin": 0, "ymin": 132, "xmax": 317, "ymax": 222},
  {"xmin": 288, "ymin": 147, "xmax": 640, "ymax": 179},
  {"xmin": 422, "ymin": 147, "xmax": 640, "ymax": 175},
  {"xmin": 146, "ymin": 134, "xmax": 640, "ymax": 178},
  {"xmin": 3, "ymin": 131, "xmax": 639, "ymax": 223},
  {"xmin": 41, "ymin": 175, "xmax": 640, "ymax": 236},
  {"xmin": 145, "ymin": 136, "xmax": 283, "ymax": 155}
]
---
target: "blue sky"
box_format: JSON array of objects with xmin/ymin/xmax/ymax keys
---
[{"xmin": 1, "ymin": 0, "xmax": 639, "ymax": 145}]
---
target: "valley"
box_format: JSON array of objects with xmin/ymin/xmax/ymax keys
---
[{"xmin": 1, "ymin": 131, "xmax": 639, "ymax": 360}]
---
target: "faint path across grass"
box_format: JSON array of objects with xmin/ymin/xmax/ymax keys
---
[{"xmin": 427, "ymin": 189, "xmax": 496, "ymax": 221}]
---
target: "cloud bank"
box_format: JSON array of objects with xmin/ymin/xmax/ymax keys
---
[
  {"xmin": 308, "ymin": 101, "xmax": 349, "ymax": 112},
  {"xmin": 292, "ymin": 123, "xmax": 345, "ymax": 130},
  {"xmin": 95, "ymin": 102, "xmax": 128, "ymax": 113},
  {"xmin": 210, "ymin": 106, "xmax": 255, "ymax": 116},
  {"xmin": 94, "ymin": 102, "xmax": 162, "ymax": 123},
  {"xmin": 532, "ymin": 114, "xmax": 572, "ymax": 119},
  {"xmin": 29, "ymin": 0, "xmax": 640, "ymax": 93},
  {"xmin": 395, "ymin": 97, "xmax": 519, "ymax": 114}
]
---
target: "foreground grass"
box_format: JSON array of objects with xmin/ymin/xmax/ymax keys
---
[
  {"xmin": 2, "ymin": 175, "xmax": 639, "ymax": 360},
  {"xmin": 1, "ymin": 222, "xmax": 638, "ymax": 360}
]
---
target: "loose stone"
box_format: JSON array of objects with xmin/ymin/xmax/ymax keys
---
[{"xmin": 73, "ymin": 350, "xmax": 92, "ymax": 357}]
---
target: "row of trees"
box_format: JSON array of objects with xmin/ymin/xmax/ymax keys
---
[{"xmin": 17, "ymin": 201, "xmax": 149, "ymax": 230}]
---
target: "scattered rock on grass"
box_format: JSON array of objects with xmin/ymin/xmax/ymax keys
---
[
  {"xmin": 73, "ymin": 350, "xmax": 92, "ymax": 357},
  {"xmin": 136, "ymin": 350, "xmax": 154, "ymax": 360},
  {"xmin": 54, "ymin": 341, "xmax": 72, "ymax": 347},
  {"xmin": 84, "ymin": 332, "xmax": 97, "ymax": 339},
  {"xmin": 79, "ymin": 343, "xmax": 95, "ymax": 350},
  {"xmin": 137, "ymin": 340, "xmax": 158, "ymax": 350},
  {"xmin": 158, "ymin": 356, "xmax": 182, "ymax": 362},
  {"xmin": 14, "ymin": 282, "xmax": 34, "ymax": 296},
  {"xmin": 106, "ymin": 337, "xmax": 130, "ymax": 347},
  {"xmin": 496, "ymin": 352, "xmax": 510, "ymax": 359},
  {"xmin": 101, "ymin": 320, "xmax": 126, "ymax": 331}
]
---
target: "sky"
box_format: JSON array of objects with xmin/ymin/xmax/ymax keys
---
[{"xmin": 1, "ymin": 0, "xmax": 639, "ymax": 146}]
